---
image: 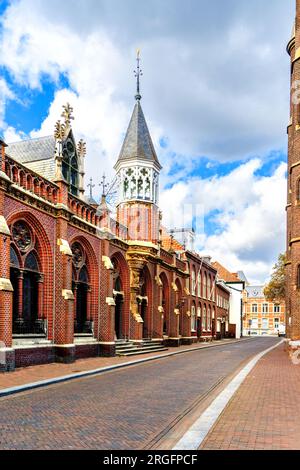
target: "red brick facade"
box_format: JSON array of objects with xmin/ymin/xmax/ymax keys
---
[
  {"xmin": 286, "ymin": 0, "xmax": 300, "ymax": 340},
  {"xmin": 0, "ymin": 104, "xmax": 220, "ymax": 371}
]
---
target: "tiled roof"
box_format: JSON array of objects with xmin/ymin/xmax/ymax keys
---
[
  {"xmin": 115, "ymin": 100, "xmax": 161, "ymax": 167},
  {"xmin": 212, "ymin": 261, "xmax": 242, "ymax": 283},
  {"xmin": 7, "ymin": 136, "xmax": 55, "ymax": 164},
  {"xmin": 161, "ymin": 226, "xmax": 184, "ymax": 251}
]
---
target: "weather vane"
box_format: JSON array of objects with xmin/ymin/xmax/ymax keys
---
[
  {"xmin": 134, "ymin": 49, "xmax": 143, "ymax": 100},
  {"xmin": 87, "ymin": 177, "xmax": 95, "ymax": 200}
]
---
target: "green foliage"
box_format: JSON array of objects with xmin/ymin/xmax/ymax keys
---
[{"xmin": 264, "ymin": 253, "xmax": 286, "ymax": 303}]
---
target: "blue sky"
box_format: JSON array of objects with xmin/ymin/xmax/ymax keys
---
[{"xmin": 0, "ymin": 0, "xmax": 294, "ymax": 283}]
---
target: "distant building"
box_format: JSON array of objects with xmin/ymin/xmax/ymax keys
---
[
  {"xmin": 243, "ymin": 286, "xmax": 286, "ymax": 336},
  {"xmin": 212, "ymin": 262, "xmax": 246, "ymax": 339}
]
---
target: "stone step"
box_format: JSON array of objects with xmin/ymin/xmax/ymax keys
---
[{"xmin": 116, "ymin": 347, "xmax": 169, "ymax": 357}]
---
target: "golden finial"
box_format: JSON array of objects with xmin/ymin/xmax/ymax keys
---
[
  {"xmin": 54, "ymin": 120, "xmax": 65, "ymax": 141},
  {"xmin": 61, "ymin": 103, "xmax": 74, "ymax": 127}
]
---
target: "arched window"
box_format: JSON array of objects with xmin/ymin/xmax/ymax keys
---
[
  {"xmin": 191, "ymin": 304, "xmax": 196, "ymax": 332},
  {"xmin": 203, "ymin": 273, "xmax": 207, "ymax": 299},
  {"xmin": 191, "ymin": 267, "xmax": 196, "ymax": 295},
  {"xmin": 62, "ymin": 137, "xmax": 79, "ymax": 196},
  {"xmin": 10, "ymin": 221, "xmax": 44, "ymax": 336},
  {"xmin": 207, "ymin": 306, "xmax": 211, "ymax": 331},
  {"xmin": 197, "ymin": 271, "xmax": 201, "ymax": 297},
  {"xmin": 207, "ymin": 275, "xmax": 211, "ymax": 300},
  {"xmin": 203, "ymin": 305, "xmax": 207, "ymax": 330},
  {"xmin": 72, "ymin": 242, "xmax": 92, "ymax": 334}
]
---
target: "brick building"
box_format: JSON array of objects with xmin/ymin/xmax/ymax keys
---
[
  {"xmin": 243, "ymin": 286, "xmax": 286, "ymax": 336},
  {"xmin": 286, "ymin": 0, "xmax": 300, "ymax": 341},
  {"xmin": 0, "ymin": 60, "xmax": 232, "ymax": 371},
  {"xmin": 215, "ymin": 280, "xmax": 230, "ymax": 340},
  {"xmin": 212, "ymin": 261, "xmax": 246, "ymax": 338}
]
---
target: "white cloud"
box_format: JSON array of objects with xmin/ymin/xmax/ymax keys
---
[
  {"xmin": 0, "ymin": 0, "xmax": 291, "ymax": 283},
  {"xmin": 160, "ymin": 160, "xmax": 287, "ymax": 284},
  {"xmin": 0, "ymin": 77, "xmax": 14, "ymax": 129}
]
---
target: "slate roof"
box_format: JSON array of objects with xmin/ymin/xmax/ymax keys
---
[
  {"xmin": 246, "ymin": 285, "xmax": 264, "ymax": 299},
  {"xmin": 6, "ymin": 136, "xmax": 55, "ymax": 164},
  {"xmin": 115, "ymin": 100, "xmax": 161, "ymax": 168}
]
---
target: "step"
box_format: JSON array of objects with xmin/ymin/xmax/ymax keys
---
[{"xmin": 116, "ymin": 347, "xmax": 169, "ymax": 357}]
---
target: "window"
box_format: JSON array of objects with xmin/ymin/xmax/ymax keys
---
[
  {"xmin": 191, "ymin": 305, "xmax": 196, "ymax": 332},
  {"xmin": 262, "ymin": 303, "xmax": 268, "ymax": 313},
  {"xmin": 207, "ymin": 307, "xmax": 211, "ymax": 331},
  {"xmin": 274, "ymin": 318, "xmax": 280, "ymax": 329},
  {"xmin": 197, "ymin": 271, "xmax": 201, "ymax": 297},
  {"xmin": 10, "ymin": 221, "xmax": 44, "ymax": 336},
  {"xmin": 262, "ymin": 318, "xmax": 269, "ymax": 330},
  {"xmin": 203, "ymin": 305, "xmax": 207, "ymax": 330},
  {"xmin": 252, "ymin": 318, "xmax": 258, "ymax": 329},
  {"xmin": 62, "ymin": 137, "xmax": 79, "ymax": 196},
  {"xmin": 252, "ymin": 304, "xmax": 258, "ymax": 313},
  {"xmin": 191, "ymin": 268, "xmax": 196, "ymax": 296},
  {"xmin": 203, "ymin": 273, "xmax": 207, "ymax": 299},
  {"xmin": 207, "ymin": 276, "xmax": 211, "ymax": 300},
  {"xmin": 274, "ymin": 304, "xmax": 280, "ymax": 313}
]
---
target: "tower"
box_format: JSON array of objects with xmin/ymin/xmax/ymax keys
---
[
  {"xmin": 115, "ymin": 52, "xmax": 162, "ymax": 244},
  {"xmin": 286, "ymin": 0, "xmax": 300, "ymax": 341}
]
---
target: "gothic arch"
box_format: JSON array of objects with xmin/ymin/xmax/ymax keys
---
[
  {"xmin": 159, "ymin": 271, "xmax": 170, "ymax": 336},
  {"xmin": 111, "ymin": 250, "xmax": 130, "ymax": 339},
  {"xmin": 70, "ymin": 236, "xmax": 99, "ymax": 336},
  {"xmin": 140, "ymin": 265, "xmax": 152, "ymax": 339},
  {"xmin": 8, "ymin": 212, "xmax": 53, "ymax": 337}
]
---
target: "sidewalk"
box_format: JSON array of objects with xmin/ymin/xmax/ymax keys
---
[
  {"xmin": 0, "ymin": 338, "xmax": 245, "ymax": 392},
  {"xmin": 200, "ymin": 342, "xmax": 300, "ymax": 450}
]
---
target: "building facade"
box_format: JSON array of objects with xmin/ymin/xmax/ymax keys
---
[
  {"xmin": 243, "ymin": 286, "xmax": 286, "ymax": 336},
  {"xmin": 212, "ymin": 261, "xmax": 245, "ymax": 339},
  {"xmin": 215, "ymin": 280, "xmax": 230, "ymax": 340},
  {"xmin": 286, "ymin": 0, "xmax": 300, "ymax": 341},
  {"xmin": 0, "ymin": 65, "xmax": 241, "ymax": 371}
]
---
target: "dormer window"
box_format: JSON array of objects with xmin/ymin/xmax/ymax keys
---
[{"xmin": 62, "ymin": 137, "xmax": 79, "ymax": 196}]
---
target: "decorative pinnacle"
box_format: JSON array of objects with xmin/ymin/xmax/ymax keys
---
[
  {"xmin": 99, "ymin": 173, "xmax": 109, "ymax": 197},
  {"xmin": 77, "ymin": 139, "xmax": 86, "ymax": 157},
  {"xmin": 134, "ymin": 49, "xmax": 143, "ymax": 101},
  {"xmin": 87, "ymin": 177, "xmax": 95, "ymax": 200},
  {"xmin": 61, "ymin": 103, "xmax": 74, "ymax": 127},
  {"xmin": 54, "ymin": 120, "xmax": 65, "ymax": 141}
]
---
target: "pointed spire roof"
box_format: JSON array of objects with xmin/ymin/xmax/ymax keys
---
[{"xmin": 115, "ymin": 100, "xmax": 161, "ymax": 169}]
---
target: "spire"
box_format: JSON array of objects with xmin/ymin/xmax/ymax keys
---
[
  {"xmin": 115, "ymin": 100, "xmax": 161, "ymax": 169},
  {"xmin": 134, "ymin": 49, "xmax": 142, "ymax": 101}
]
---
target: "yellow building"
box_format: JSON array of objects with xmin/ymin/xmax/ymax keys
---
[{"xmin": 243, "ymin": 286, "xmax": 285, "ymax": 336}]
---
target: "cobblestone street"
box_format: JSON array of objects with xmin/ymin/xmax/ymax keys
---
[{"xmin": 0, "ymin": 338, "xmax": 279, "ymax": 450}]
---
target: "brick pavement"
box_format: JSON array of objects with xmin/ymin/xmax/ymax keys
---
[
  {"xmin": 200, "ymin": 342, "xmax": 300, "ymax": 450},
  {"xmin": 0, "ymin": 338, "xmax": 276, "ymax": 450},
  {"xmin": 0, "ymin": 339, "xmax": 244, "ymax": 391}
]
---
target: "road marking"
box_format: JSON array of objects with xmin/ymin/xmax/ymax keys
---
[{"xmin": 172, "ymin": 339, "xmax": 284, "ymax": 450}]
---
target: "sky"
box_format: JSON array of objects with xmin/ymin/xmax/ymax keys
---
[{"xmin": 0, "ymin": 0, "xmax": 295, "ymax": 284}]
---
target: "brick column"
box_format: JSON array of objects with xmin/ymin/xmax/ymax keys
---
[
  {"xmin": 98, "ymin": 239, "xmax": 115, "ymax": 356},
  {"xmin": 167, "ymin": 275, "xmax": 180, "ymax": 347},
  {"xmin": 0, "ymin": 140, "xmax": 15, "ymax": 371}
]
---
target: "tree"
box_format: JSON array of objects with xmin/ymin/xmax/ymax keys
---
[{"xmin": 264, "ymin": 253, "xmax": 286, "ymax": 303}]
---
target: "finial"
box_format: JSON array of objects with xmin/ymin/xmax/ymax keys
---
[
  {"xmin": 99, "ymin": 173, "xmax": 109, "ymax": 197},
  {"xmin": 87, "ymin": 177, "xmax": 95, "ymax": 200},
  {"xmin": 134, "ymin": 49, "xmax": 143, "ymax": 101},
  {"xmin": 61, "ymin": 103, "xmax": 74, "ymax": 127},
  {"xmin": 77, "ymin": 139, "xmax": 86, "ymax": 158}
]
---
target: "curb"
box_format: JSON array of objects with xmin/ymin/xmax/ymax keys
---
[{"xmin": 0, "ymin": 337, "xmax": 256, "ymax": 398}]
